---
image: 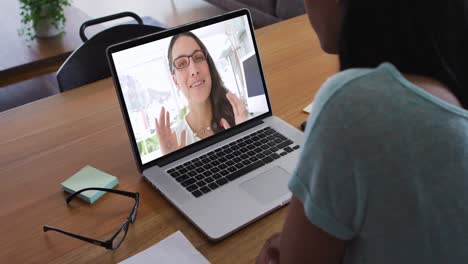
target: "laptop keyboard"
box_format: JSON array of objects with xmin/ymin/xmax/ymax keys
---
[{"xmin": 166, "ymin": 126, "xmax": 300, "ymax": 198}]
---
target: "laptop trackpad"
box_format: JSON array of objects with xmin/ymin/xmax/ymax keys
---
[{"xmin": 240, "ymin": 166, "xmax": 291, "ymax": 205}]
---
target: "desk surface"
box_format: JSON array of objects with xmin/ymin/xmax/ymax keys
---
[{"xmin": 0, "ymin": 15, "xmax": 337, "ymax": 263}]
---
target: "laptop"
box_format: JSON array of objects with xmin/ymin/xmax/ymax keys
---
[{"xmin": 106, "ymin": 9, "xmax": 304, "ymax": 241}]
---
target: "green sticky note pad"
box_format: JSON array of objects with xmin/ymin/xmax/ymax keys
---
[{"xmin": 61, "ymin": 166, "xmax": 119, "ymax": 204}]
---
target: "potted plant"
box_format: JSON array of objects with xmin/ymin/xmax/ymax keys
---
[{"xmin": 19, "ymin": 0, "xmax": 72, "ymax": 40}]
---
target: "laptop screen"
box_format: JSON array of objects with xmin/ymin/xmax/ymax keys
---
[{"xmin": 110, "ymin": 13, "xmax": 270, "ymax": 165}]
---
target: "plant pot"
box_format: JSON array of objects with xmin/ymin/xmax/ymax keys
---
[{"xmin": 35, "ymin": 19, "xmax": 62, "ymax": 38}]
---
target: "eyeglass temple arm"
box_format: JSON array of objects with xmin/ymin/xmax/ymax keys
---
[
  {"xmin": 66, "ymin": 188, "xmax": 138, "ymax": 204},
  {"xmin": 43, "ymin": 225, "xmax": 109, "ymax": 249}
]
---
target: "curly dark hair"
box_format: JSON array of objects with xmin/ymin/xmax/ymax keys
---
[
  {"xmin": 338, "ymin": 0, "xmax": 468, "ymax": 108},
  {"xmin": 167, "ymin": 31, "xmax": 235, "ymax": 133}
]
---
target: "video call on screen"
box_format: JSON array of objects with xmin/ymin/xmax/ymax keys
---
[{"xmin": 112, "ymin": 15, "xmax": 269, "ymax": 165}]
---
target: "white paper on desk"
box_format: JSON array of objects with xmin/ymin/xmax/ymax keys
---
[
  {"xmin": 303, "ymin": 102, "xmax": 313, "ymax": 114},
  {"xmin": 119, "ymin": 231, "xmax": 210, "ymax": 264}
]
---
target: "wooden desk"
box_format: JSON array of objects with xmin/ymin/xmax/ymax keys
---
[
  {"xmin": 0, "ymin": 1, "xmax": 98, "ymax": 87},
  {"xmin": 0, "ymin": 15, "xmax": 337, "ymax": 263}
]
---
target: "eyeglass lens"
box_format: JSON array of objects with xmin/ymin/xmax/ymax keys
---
[
  {"xmin": 112, "ymin": 223, "xmax": 129, "ymax": 249},
  {"xmin": 173, "ymin": 50, "xmax": 206, "ymax": 70}
]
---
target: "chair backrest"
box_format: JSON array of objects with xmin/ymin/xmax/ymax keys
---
[{"xmin": 57, "ymin": 12, "xmax": 164, "ymax": 92}]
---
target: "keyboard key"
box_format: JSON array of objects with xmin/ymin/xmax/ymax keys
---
[
  {"xmin": 247, "ymin": 151, "xmax": 256, "ymax": 156},
  {"xmin": 226, "ymin": 160, "xmax": 234, "ymax": 166},
  {"xmin": 167, "ymin": 168, "xmax": 176, "ymax": 174},
  {"xmin": 188, "ymin": 171, "xmax": 197, "ymax": 177},
  {"xmin": 284, "ymin": 146, "xmax": 293, "ymax": 153},
  {"xmin": 227, "ymin": 166, "xmax": 237, "ymax": 172},
  {"xmin": 249, "ymin": 156, "xmax": 259, "ymax": 162},
  {"xmin": 216, "ymin": 178, "xmax": 228, "ymax": 186},
  {"xmin": 239, "ymin": 147, "xmax": 249, "ymax": 153},
  {"xmin": 175, "ymin": 165, "xmax": 184, "ymax": 170},
  {"xmin": 179, "ymin": 168, "xmax": 188, "ymax": 174},
  {"xmin": 215, "ymin": 148, "xmax": 224, "ymax": 153},
  {"xmin": 279, "ymin": 151, "xmax": 288, "ymax": 156},
  {"xmin": 186, "ymin": 164, "xmax": 195, "ymax": 170},
  {"xmin": 186, "ymin": 184, "xmax": 198, "ymax": 192},
  {"xmin": 200, "ymin": 186, "xmax": 211, "ymax": 194},
  {"xmin": 194, "ymin": 161, "xmax": 203, "ymax": 167},
  {"xmin": 212, "ymin": 173, "xmax": 222, "ymax": 179},
  {"xmin": 211, "ymin": 167, "xmax": 220, "ymax": 173},
  {"xmin": 270, "ymin": 153, "xmax": 281, "ymax": 159},
  {"xmin": 175, "ymin": 175, "xmax": 189, "ymax": 182},
  {"xmin": 169, "ymin": 171, "xmax": 180, "ymax": 178},
  {"xmin": 220, "ymin": 170, "xmax": 229, "ymax": 176},
  {"xmin": 242, "ymin": 159, "xmax": 251, "ymax": 165},
  {"xmin": 181, "ymin": 178, "xmax": 196, "ymax": 187},
  {"xmin": 224, "ymin": 148, "xmax": 233, "ymax": 154},
  {"xmin": 262, "ymin": 156, "xmax": 274, "ymax": 163},
  {"xmin": 292, "ymin": 145, "xmax": 300, "ymax": 150},
  {"xmin": 270, "ymin": 147, "xmax": 279, "ymax": 152},
  {"xmin": 218, "ymin": 163, "xmax": 227, "ymax": 170},
  {"xmin": 235, "ymin": 163, "xmax": 245, "ymax": 169},
  {"xmin": 192, "ymin": 190, "xmax": 202, "ymax": 197},
  {"xmin": 226, "ymin": 160, "xmax": 265, "ymax": 181},
  {"xmin": 205, "ymin": 177, "xmax": 214, "ymax": 183},
  {"xmin": 195, "ymin": 175, "xmax": 204, "ymax": 180},
  {"xmin": 196, "ymin": 180, "xmax": 207, "ymax": 187},
  {"xmin": 196, "ymin": 168, "xmax": 204, "ymax": 173},
  {"xmin": 277, "ymin": 140, "xmax": 293, "ymax": 149},
  {"xmin": 256, "ymin": 153, "xmax": 266, "ymax": 159},
  {"xmin": 208, "ymin": 182, "xmax": 219, "ymax": 190},
  {"xmin": 203, "ymin": 171, "xmax": 213, "ymax": 177},
  {"xmin": 203, "ymin": 163, "xmax": 213, "ymax": 170}
]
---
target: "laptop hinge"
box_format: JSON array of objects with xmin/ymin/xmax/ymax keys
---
[{"xmin": 153, "ymin": 118, "xmax": 265, "ymax": 167}]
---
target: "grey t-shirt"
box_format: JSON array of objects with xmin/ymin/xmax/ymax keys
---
[{"xmin": 289, "ymin": 63, "xmax": 468, "ymax": 263}]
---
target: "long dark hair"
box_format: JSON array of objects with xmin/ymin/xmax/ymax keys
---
[
  {"xmin": 167, "ymin": 32, "xmax": 235, "ymax": 133},
  {"xmin": 338, "ymin": 0, "xmax": 468, "ymax": 108}
]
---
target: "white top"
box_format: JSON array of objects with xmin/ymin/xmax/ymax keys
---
[{"xmin": 172, "ymin": 113, "xmax": 202, "ymax": 146}]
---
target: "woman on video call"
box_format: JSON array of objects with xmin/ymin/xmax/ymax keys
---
[{"xmin": 155, "ymin": 32, "xmax": 248, "ymax": 155}]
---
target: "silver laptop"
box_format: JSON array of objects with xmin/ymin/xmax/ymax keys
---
[{"xmin": 107, "ymin": 9, "xmax": 304, "ymax": 240}]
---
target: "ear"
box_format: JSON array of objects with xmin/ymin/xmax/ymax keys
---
[{"xmin": 172, "ymin": 74, "xmax": 180, "ymax": 88}]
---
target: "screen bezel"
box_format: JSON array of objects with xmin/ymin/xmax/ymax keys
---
[{"xmin": 106, "ymin": 9, "xmax": 273, "ymax": 172}]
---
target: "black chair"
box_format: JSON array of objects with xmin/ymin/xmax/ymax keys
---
[{"xmin": 56, "ymin": 12, "xmax": 165, "ymax": 92}]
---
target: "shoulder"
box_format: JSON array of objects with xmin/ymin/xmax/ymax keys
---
[
  {"xmin": 308, "ymin": 63, "xmax": 405, "ymax": 130},
  {"xmin": 313, "ymin": 63, "xmax": 398, "ymax": 111}
]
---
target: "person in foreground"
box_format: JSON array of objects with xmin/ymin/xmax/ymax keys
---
[
  {"xmin": 155, "ymin": 32, "xmax": 248, "ymax": 155},
  {"xmin": 257, "ymin": 0, "xmax": 468, "ymax": 263}
]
